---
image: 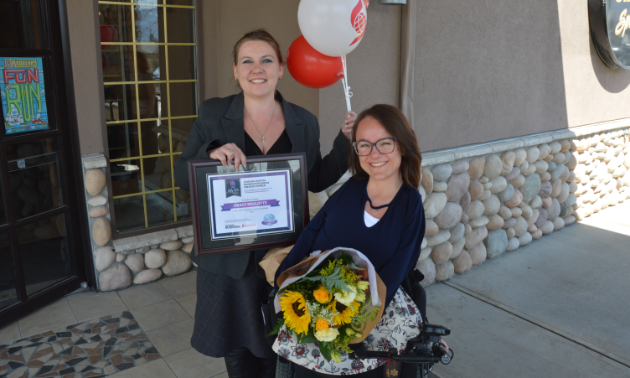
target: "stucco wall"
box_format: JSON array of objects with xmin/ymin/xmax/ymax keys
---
[
  {"xmin": 411, "ymin": 0, "xmax": 568, "ymax": 153},
  {"xmin": 66, "ymin": 0, "xmax": 106, "ymax": 156},
  {"xmin": 317, "ymin": 2, "xmax": 402, "ymax": 154},
  {"xmin": 557, "ymin": 1, "xmax": 630, "ymax": 127},
  {"xmin": 410, "ymin": 0, "xmax": 630, "ymax": 153},
  {"xmin": 213, "ymin": 0, "xmax": 318, "ymax": 116}
]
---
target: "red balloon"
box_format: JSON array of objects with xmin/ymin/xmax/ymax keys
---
[
  {"xmin": 100, "ymin": 24, "xmax": 113, "ymax": 43},
  {"xmin": 287, "ymin": 36, "xmax": 343, "ymax": 89},
  {"xmin": 100, "ymin": 25, "xmax": 118, "ymax": 49}
]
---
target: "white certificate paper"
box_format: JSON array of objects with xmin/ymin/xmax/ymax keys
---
[{"xmin": 207, "ymin": 170, "xmax": 294, "ymax": 240}]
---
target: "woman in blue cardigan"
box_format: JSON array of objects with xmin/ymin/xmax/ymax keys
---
[{"xmin": 275, "ymin": 104, "xmax": 426, "ymax": 377}]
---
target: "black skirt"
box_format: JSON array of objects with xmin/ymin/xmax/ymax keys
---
[{"xmin": 191, "ymin": 254, "xmax": 275, "ymax": 358}]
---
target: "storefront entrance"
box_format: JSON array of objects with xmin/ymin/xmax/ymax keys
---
[{"xmin": 0, "ymin": 0, "xmax": 87, "ymax": 325}]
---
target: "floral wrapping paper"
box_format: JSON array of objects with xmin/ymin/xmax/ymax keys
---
[{"xmin": 272, "ymin": 288, "xmax": 422, "ymax": 375}]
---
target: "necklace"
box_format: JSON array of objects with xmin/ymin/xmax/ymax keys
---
[
  {"xmin": 366, "ymin": 197, "xmax": 390, "ymax": 215},
  {"xmin": 245, "ymin": 102, "xmax": 277, "ymax": 143}
]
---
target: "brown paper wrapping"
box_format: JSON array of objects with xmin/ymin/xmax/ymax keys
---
[
  {"xmin": 259, "ymin": 245, "xmax": 294, "ymax": 286},
  {"xmin": 275, "ymin": 251, "xmax": 387, "ymax": 344}
]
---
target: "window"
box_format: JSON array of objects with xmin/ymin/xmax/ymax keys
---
[{"xmin": 98, "ymin": 0, "xmax": 197, "ymax": 234}]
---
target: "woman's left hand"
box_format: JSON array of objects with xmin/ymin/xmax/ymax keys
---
[{"xmin": 341, "ymin": 111, "xmax": 357, "ymax": 140}]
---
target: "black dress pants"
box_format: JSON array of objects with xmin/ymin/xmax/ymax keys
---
[{"xmin": 224, "ymin": 346, "xmax": 276, "ymax": 378}]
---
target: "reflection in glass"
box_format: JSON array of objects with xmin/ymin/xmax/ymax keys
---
[
  {"xmin": 140, "ymin": 121, "xmax": 163, "ymax": 158},
  {"xmin": 0, "ymin": 232, "xmax": 19, "ymax": 311},
  {"xmin": 111, "ymin": 159, "xmax": 141, "ymax": 197},
  {"xmin": 102, "ymin": 45, "xmax": 133, "ymax": 83},
  {"xmin": 169, "ymin": 82, "xmax": 197, "ymax": 117},
  {"xmin": 168, "ymin": 46, "xmax": 196, "ymax": 81},
  {"xmin": 108, "ymin": 123, "xmax": 140, "ymax": 160},
  {"xmin": 113, "ymin": 195, "xmax": 145, "ymax": 231},
  {"xmin": 18, "ymin": 214, "xmax": 71, "ymax": 297},
  {"xmin": 167, "ymin": 8, "xmax": 195, "ymax": 44},
  {"xmin": 137, "ymin": 46, "xmax": 166, "ymax": 81},
  {"xmin": 147, "ymin": 191, "xmax": 175, "ymax": 227},
  {"xmin": 142, "ymin": 157, "xmax": 172, "ymax": 192},
  {"xmin": 166, "ymin": 0, "xmax": 194, "ymax": 5},
  {"xmin": 134, "ymin": 5, "xmax": 164, "ymax": 43},
  {"xmin": 171, "ymin": 117, "xmax": 195, "ymax": 138},
  {"xmin": 104, "ymin": 83, "xmax": 168, "ymax": 121},
  {"xmin": 176, "ymin": 189, "xmax": 191, "ymax": 221},
  {"xmin": 6, "ymin": 139, "xmax": 64, "ymax": 220},
  {"xmin": 98, "ymin": 4, "xmax": 133, "ymax": 44}
]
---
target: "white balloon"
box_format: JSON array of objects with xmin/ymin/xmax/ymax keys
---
[{"xmin": 298, "ymin": 0, "xmax": 368, "ymax": 57}]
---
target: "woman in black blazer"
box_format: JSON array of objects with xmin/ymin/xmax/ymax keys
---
[{"xmin": 174, "ymin": 29, "xmax": 356, "ymax": 378}]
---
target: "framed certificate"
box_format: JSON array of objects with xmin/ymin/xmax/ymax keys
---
[{"xmin": 188, "ymin": 153, "xmax": 309, "ymax": 255}]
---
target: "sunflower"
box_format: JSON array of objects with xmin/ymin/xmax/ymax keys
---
[
  {"xmin": 279, "ymin": 291, "xmax": 311, "ymax": 335},
  {"xmin": 330, "ymin": 300, "xmax": 360, "ymax": 326}
]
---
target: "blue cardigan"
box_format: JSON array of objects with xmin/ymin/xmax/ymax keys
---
[{"xmin": 275, "ymin": 177, "xmax": 426, "ymax": 307}]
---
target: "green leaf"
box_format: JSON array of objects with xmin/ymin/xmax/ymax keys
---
[
  {"xmin": 267, "ymin": 318, "xmax": 284, "ymax": 337},
  {"xmin": 296, "ymin": 327, "xmax": 318, "ymax": 344},
  {"xmin": 318, "ymin": 343, "xmax": 333, "ymax": 362}
]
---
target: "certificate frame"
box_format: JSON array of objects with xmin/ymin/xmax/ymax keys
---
[{"xmin": 188, "ymin": 153, "xmax": 309, "ymax": 255}]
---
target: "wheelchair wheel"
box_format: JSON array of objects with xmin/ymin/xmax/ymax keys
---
[{"xmin": 276, "ymin": 356, "xmax": 294, "ymax": 378}]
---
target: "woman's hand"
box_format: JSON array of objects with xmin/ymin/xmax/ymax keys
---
[
  {"xmin": 208, "ymin": 143, "xmax": 247, "ymax": 168},
  {"xmin": 341, "ymin": 111, "xmax": 357, "ymax": 140}
]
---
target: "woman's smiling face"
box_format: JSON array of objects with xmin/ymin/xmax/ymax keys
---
[
  {"xmin": 355, "ymin": 116, "xmax": 402, "ymax": 182},
  {"xmin": 233, "ymin": 40, "xmax": 284, "ymax": 99}
]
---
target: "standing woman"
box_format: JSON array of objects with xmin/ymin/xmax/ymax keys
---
[{"xmin": 174, "ymin": 29, "xmax": 356, "ymax": 378}]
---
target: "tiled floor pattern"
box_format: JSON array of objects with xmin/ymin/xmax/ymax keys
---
[
  {"xmin": 0, "ymin": 272, "xmax": 228, "ymax": 378},
  {"xmin": 0, "ymin": 311, "xmax": 158, "ymax": 377}
]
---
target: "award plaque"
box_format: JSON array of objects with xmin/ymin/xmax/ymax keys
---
[{"xmin": 188, "ymin": 153, "xmax": 309, "ymax": 255}]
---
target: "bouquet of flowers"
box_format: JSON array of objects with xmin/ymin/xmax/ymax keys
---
[{"xmin": 270, "ymin": 249, "xmax": 385, "ymax": 363}]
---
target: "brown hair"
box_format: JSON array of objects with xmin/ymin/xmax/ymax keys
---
[
  {"xmin": 349, "ymin": 104, "xmax": 422, "ymax": 188},
  {"xmin": 233, "ymin": 29, "xmax": 284, "ymax": 65}
]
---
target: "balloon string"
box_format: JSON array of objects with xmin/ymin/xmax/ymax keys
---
[{"xmin": 341, "ymin": 55, "xmax": 352, "ymax": 113}]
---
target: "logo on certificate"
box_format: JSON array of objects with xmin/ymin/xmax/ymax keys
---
[
  {"xmin": 225, "ymin": 179, "xmax": 241, "ymax": 198},
  {"xmin": 262, "ymin": 214, "xmax": 277, "ymax": 226}
]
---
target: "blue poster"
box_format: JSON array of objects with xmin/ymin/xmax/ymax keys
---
[{"xmin": 1, "ymin": 57, "xmax": 49, "ymax": 134}]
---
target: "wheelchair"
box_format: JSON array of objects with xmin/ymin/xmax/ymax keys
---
[{"xmin": 272, "ymin": 269, "xmax": 454, "ymax": 378}]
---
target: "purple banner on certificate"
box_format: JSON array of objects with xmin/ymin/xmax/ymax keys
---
[
  {"xmin": 221, "ymin": 199, "xmax": 280, "ymax": 211},
  {"xmin": 207, "ymin": 169, "xmax": 294, "ymax": 240}
]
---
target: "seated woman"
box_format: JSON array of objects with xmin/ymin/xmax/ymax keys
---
[{"xmin": 274, "ymin": 104, "xmax": 426, "ymax": 377}]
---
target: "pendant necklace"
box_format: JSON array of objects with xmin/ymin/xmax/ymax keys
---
[{"xmin": 245, "ymin": 102, "xmax": 277, "ymax": 143}]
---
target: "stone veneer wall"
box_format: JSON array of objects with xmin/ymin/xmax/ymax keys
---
[
  {"xmin": 82, "ymin": 154, "xmax": 193, "ymax": 292},
  {"xmin": 308, "ymin": 122, "xmax": 630, "ymax": 286},
  {"xmin": 82, "ymin": 121, "xmax": 630, "ymax": 291}
]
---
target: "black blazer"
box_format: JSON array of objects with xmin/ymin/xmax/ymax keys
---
[{"xmin": 174, "ymin": 91, "xmax": 350, "ymax": 279}]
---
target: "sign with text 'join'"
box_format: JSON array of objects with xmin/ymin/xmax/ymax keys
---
[{"xmin": 589, "ymin": 0, "xmax": 630, "ymax": 69}]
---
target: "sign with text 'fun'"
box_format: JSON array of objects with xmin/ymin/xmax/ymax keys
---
[{"xmin": 1, "ymin": 57, "xmax": 49, "ymax": 134}]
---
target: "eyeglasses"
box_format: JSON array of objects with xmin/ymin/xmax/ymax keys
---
[{"xmin": 352, "ymin": 137, "xmax": 398, "ymax": 156}]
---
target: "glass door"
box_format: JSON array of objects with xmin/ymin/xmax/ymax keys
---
[{"xmin": 0, "ymin": 0, "xmax": 87, "ymax": 325}]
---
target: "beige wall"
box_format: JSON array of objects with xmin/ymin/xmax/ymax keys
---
[
  {"xmin": 66, "ymin": 0, "xmax": 106, "ymax": 156},
  {"xmin": 409, "ymin": 0, "xmax": 630, "ymax": 153},
  {"xmin": 558, "ymin": 1, "xmax": 630, "ymax": 127},
  {"xmin": 318, "ymin": 3, "xmax": 402, "ymax": 153},
  {"xmin": 68, "ymin": 0, "xmax": 630, "ymax": 158},
  {"xmin": 411, "ymin": 0, "xmax": 569, "ymax": 153},
  {"xmin": 211, "ymin": 0, "xmax": 318, "ymax": 116}
]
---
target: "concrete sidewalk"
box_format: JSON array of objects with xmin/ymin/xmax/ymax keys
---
[{"xmin": 428, "ymin": 201, "xmax": 630, "ymax": 377}]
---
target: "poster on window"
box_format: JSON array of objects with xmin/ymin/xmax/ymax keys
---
[{"xmin": 1, "ymin": 57, "xmax": 49, "ymax": 135}]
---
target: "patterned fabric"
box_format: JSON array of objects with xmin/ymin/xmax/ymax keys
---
[
  {"xmin": 272, "ymin": 288, "xmax": 422, "ymax": 375},
  {"xmin": 191, "ymin": 262, "xmax": 275, "ymax": 358}
]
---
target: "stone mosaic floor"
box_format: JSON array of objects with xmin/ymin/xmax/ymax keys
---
[{"xmin": 0, "ymin": 311, "xmax": 158, "ymax": 378}]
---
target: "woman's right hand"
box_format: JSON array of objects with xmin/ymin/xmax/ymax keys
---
[{"xmin": 208, "ymin": 143, "xmax": 247, "ymax": 168}]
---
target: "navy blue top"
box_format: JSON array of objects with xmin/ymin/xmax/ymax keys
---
[{"xmin": 275, "ymin": 177, "xmax": 426, "ymax": 307}]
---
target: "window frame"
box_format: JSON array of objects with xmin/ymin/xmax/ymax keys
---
[{"xmin": 96, "ymin": 0, "xmax": 199, "ymax": 239}]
